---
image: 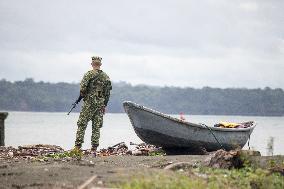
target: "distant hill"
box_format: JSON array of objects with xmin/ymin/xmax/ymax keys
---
[{"xmin": 0, "ymin": 78, "xmax": 284, "ymax": 116}]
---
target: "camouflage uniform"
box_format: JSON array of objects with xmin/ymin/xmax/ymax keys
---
[{"xmin": 75, "ymin": 58, "xmax": 112, "ymax": 148}]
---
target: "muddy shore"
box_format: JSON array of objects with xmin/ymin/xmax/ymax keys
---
[
  {"xmin": 0, "ymin": 154, "xmax": 208, "ymax": 189},
  {"xmin": 1, "ymin": 154, "xmax": 284, "ymax": 189},
  {"xmin": 1, "ymin": 143, "xmax": 283, "ymax": 189}
]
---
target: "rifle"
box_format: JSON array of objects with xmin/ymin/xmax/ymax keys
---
[
  {"xmin": 67, "ymin": 95, "xmax": 83, "ymax": 115},
  {"xmin": 67, "ymin": 70, "xmax": 103, "ymax": 115}
]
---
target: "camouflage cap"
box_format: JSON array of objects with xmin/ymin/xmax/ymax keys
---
[{"xmin": 91, "ymin": 56, "xmax": 102, "ymax": 64}]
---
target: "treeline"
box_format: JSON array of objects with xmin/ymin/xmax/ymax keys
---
[{"xmin": 0, "ymin": 78, "xmax": 284, "ymax": 116}]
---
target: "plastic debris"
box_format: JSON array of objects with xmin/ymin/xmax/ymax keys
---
[{"xmin": 96, "ymin": 142, "xmax": 129, "ymax": 156}]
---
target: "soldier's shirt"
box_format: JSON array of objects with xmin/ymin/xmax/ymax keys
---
[{"xmin": 80, "ymin": 69, "xmax": 111, "ymax": 106}]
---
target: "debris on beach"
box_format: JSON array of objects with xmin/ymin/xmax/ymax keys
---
[
  {"xmin": 0, "ymin": 144, "xmax": 64, "ymax": 160},
  {"xmin": 129, "ymin": 142, "xmax": 164, "ymax": 156},
  {"xmin": 0, "ymin": 146, "xmax": 16, "ymax": 160},
  {"xmin": 96, "ymin": 142, "xmax": 129, "ymax": 156},
  {"xmin": 95, "ymin": 142, "xmax": 163, "ymax": 156},
  {"xmin": 18, "ymin": 144, "xmax": 64, "ymax": 157},
  {"xmin": 0, "ymin": 142, "xmax": 162, "ymax": 160}
]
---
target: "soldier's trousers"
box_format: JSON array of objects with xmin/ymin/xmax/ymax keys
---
[{"xmin": 75, "ymin": 102, "xmax": 103, "ymax": 147}]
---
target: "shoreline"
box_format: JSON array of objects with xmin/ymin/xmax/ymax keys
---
[
  {"xmin": 0, "ymin": 144, "xmax": 284, "ymax": 189},
  {"xmin": 1, "ymin": 154, "xmax": 283, "ymax": 189}
]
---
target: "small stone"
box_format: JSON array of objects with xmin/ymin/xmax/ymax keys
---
[
  {"xmin": 97, "ymin": 180, "xmax": 103, "ymax": 185},
  {"xmin": 8, "ymin": 152, "xmax": 13, "ymax": 157}
]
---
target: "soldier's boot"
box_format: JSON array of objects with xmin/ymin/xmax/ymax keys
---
[
  {"xmin": 73, "ymin": 144, "xmax": 82, "ymax": 152},
  {"xmin": 91, "ymin": 145, "xmax": 98, "ymax": 157}
]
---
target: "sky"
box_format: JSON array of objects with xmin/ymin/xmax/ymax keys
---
[{"xmin": 0, "ymin": 0, "xmax": 283, "ymax": 88}]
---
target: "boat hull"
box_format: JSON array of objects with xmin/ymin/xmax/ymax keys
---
[{"xmin": 123, "ymin": 101, "xmax": 256, "ymax": 152}]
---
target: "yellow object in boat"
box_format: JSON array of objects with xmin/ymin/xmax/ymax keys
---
[{"xmin": 219, "ymin": 122, "xmax": 240, "ymax": 128}]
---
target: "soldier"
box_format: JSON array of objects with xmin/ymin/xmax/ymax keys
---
[{"xmin": 74, "ymin": 56, "xmax": 112, "ymax": 155}]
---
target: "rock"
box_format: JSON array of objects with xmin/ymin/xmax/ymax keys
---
[
  {"xmin": 206, "ymin": 149, "xmax": 261, "ymax": 169},
  {"xmin": 8, "ymin": 152, "xmax": 13, "ymax": 158},
  {"xmin": 131, "ymin": 151, "xmax": 142, "ymax": 156},
  {"xmin": 206, "ymin": 149, "xmax": 242, "ymax": 169},
  {"xmin": 97, "ymin": 180, "xmax": 103, "ymax": 185}
]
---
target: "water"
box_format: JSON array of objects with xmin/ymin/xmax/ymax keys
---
[{"xmin": 4, "ymin": 112, "xmax": 284, "ymax": 155}]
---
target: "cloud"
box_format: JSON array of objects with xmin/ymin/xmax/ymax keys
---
[
  {"xmin": 239, "ymin": 2, "xmax": 259, "ymax": 12},
  {"xmin": 0, "ymin": 0, "xmax": 283, "ymax": 88}
]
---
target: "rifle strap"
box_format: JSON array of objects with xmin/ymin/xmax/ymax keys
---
[
  {"xmin": 86, "ymin": 70, "xmax": 103, "ymax": 94},
  {"xmin": 88, "ymin": 70, "xmax": 102, "ymax": 86}
]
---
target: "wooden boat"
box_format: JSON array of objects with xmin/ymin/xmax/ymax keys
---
[{"xmin": 123, "ymin": 101, "xmax": 256, "ymax": 153}]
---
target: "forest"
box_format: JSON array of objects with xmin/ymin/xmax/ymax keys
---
[{"xmin": 0, "ymin": 78, "xmax": 284, "ymax": 116}]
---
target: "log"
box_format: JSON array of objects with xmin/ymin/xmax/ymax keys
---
[{"xmin": 0, "ymin": 112, "xmax": 8, "ymax": 146}]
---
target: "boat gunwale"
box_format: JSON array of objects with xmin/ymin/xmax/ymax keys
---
[{"xmin": 123, "ymin": 101, "xmax": 256, "ymax": 132}]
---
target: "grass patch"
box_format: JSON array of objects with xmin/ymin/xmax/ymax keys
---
[
  {"xmin": 116, "ymin": 172, "xmax": 206, "ymax": 189},
  {"xmin": 45, "ymin": 148, "xmax": 83, "ymax": 160},
  {"xmin": 115, "ymin": 166, "xmax": 284, "ymax": 189},
  {"xmin": 197, "ymin": 166, "xmax": 283, "ymax": 189}
]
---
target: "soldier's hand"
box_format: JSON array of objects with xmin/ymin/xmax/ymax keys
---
[{"xmin": 102, "ymin": 107, "xmax": 106, "ymax": 114}]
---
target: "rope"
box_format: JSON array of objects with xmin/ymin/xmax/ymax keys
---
[
  {"xmin": 248, "ymin": 134, "xmax": 251, "ymax": 150},
  {"xmin": 201, "ymin": 124, "xmax": 225, "ymax": 150}
]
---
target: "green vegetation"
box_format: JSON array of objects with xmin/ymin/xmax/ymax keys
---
[
  {"xmin": 1, "ymin": 78, "xmax": 284, "ymax": 116},
  {"xmin": 117, "ymin": 173, "xmax": 206, "ymax": 189},
  {"xmin": 46, "ymin": 148, "xmax": 83, "ymax": 160},
  {"xmin": 148, "ymin": 150, "xmax": 166, "ymax": 156},
  {"xmin": 116, "ymin": 167, "xmax": 284, "ymax": 189}
]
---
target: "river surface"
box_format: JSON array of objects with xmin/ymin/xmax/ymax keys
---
[{"xmin": 4, "ymin": 112, "xmax": 284, "ymax": 155}]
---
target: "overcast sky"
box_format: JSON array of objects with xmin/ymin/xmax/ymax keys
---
[{"xmin": 0, "ymin": 0, "xmax": 283, "ymax": 88}]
